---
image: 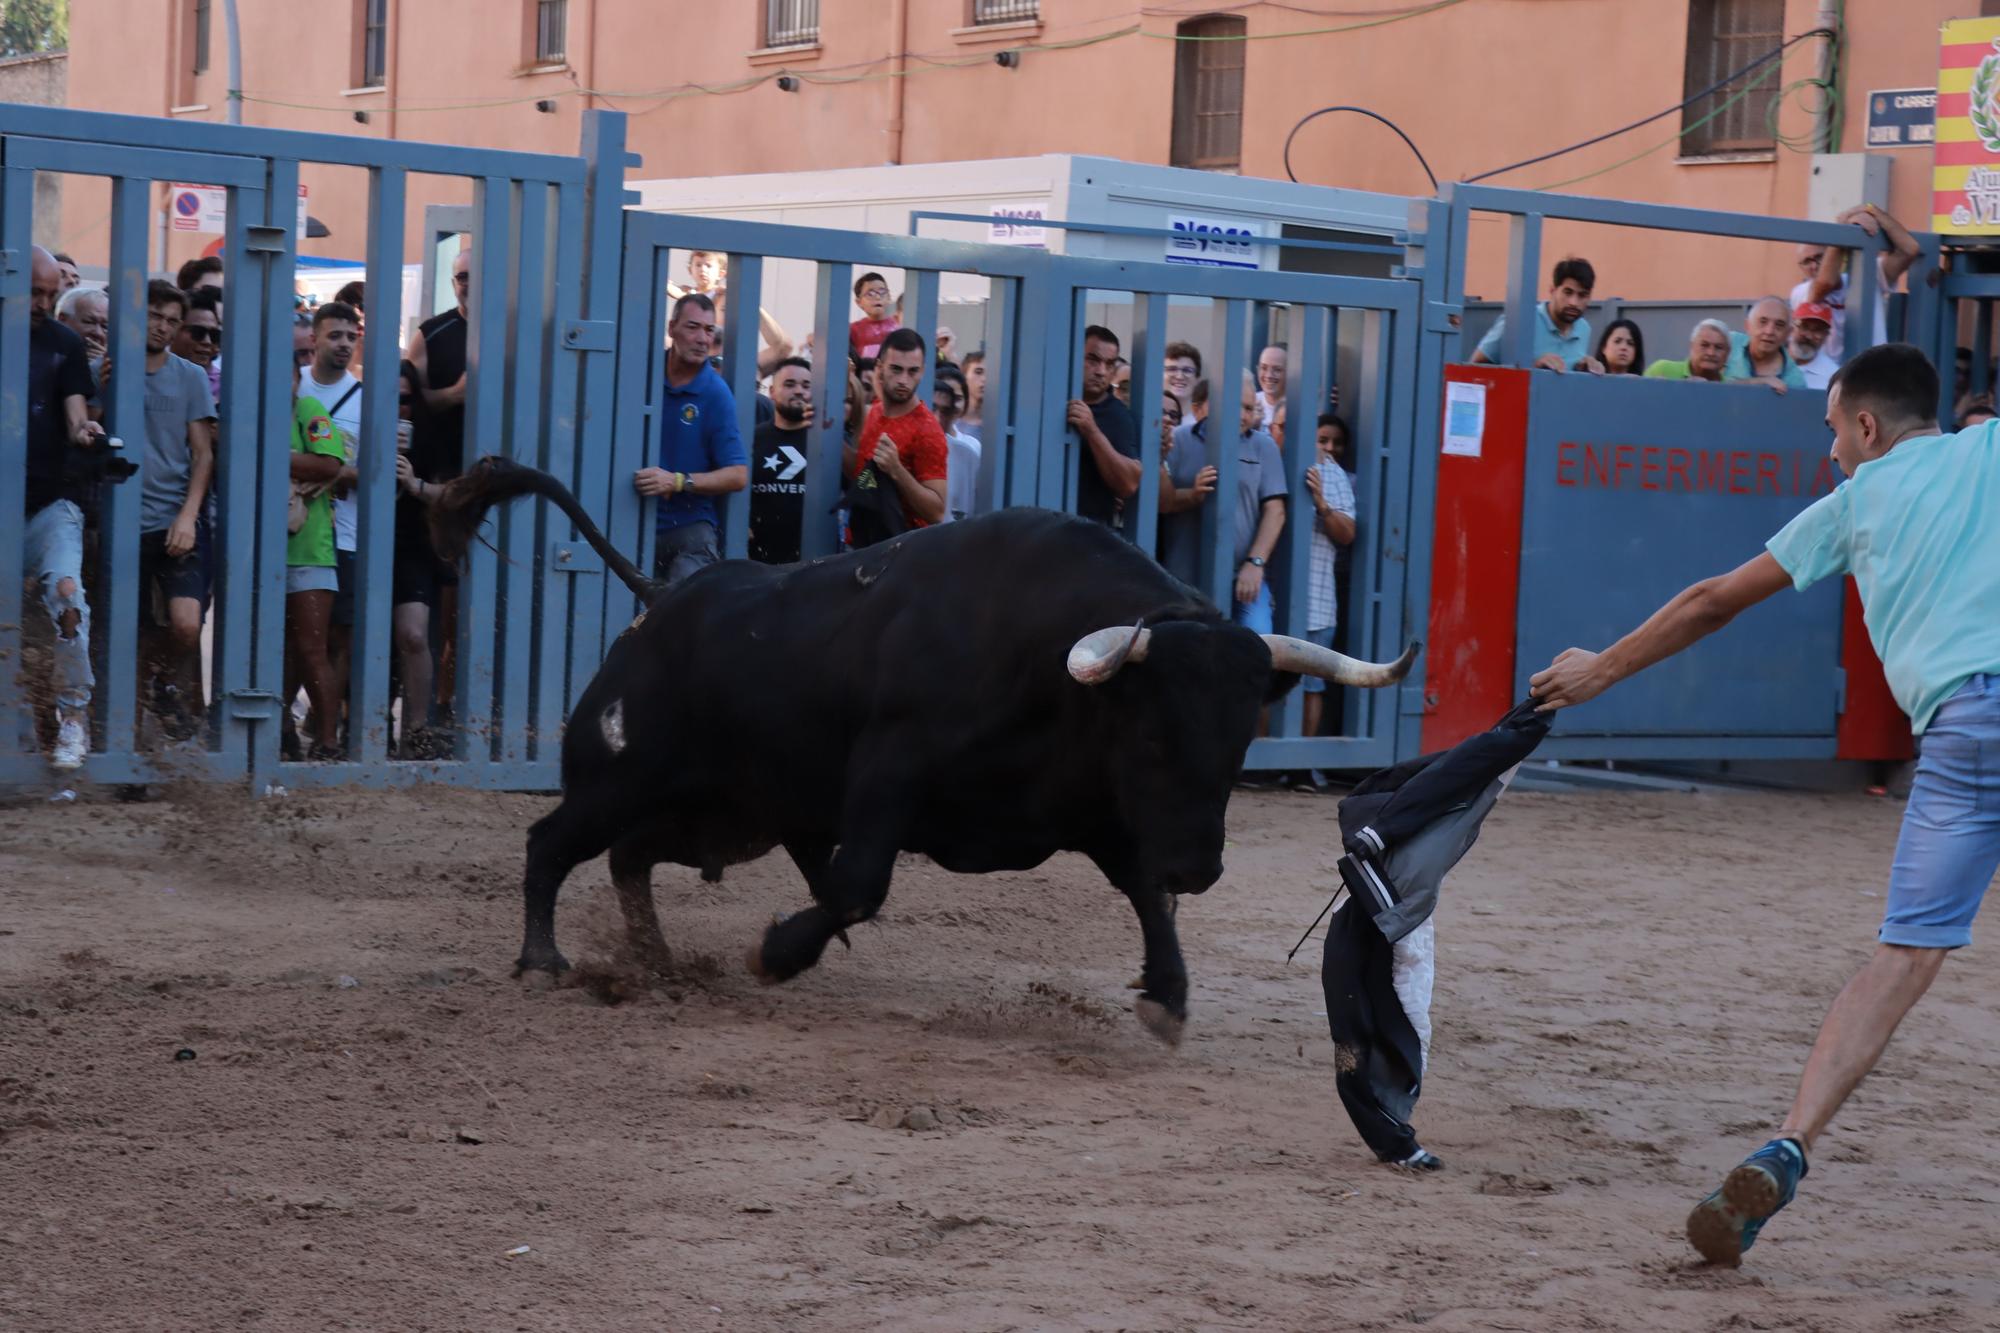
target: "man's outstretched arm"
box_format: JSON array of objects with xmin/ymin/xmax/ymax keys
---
[{"xmin": 1529, "ymin": 551, "xmax": 1794, "ymax": 711}]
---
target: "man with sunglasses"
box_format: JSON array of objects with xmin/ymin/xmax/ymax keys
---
[{"xmin": 173, "ymin": 286, "xmax": 224, "ymax": 403}]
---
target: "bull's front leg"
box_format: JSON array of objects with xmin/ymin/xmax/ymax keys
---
[
  {"xmin": 1125, "ymin": 889, "xmax": 1189, "ymax": 1046},
  {"xmin": 748, "ymin": 800, "xmax": 902, "ymax": 984}
]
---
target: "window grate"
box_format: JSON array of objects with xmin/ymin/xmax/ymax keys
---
[
  {"xmin": 536, "ymin": 0, "xmax": 568, "ymax": 63},
  {"xmin": 1680, "ymin": 0, "xmax": 1784, "ymax": 155},
  {"xmin": 971, "ymin": 0, "xmax": 1039, "ymax": 24},
  {"xmin": 765, "ymin": 0, "xmax": 819, "ymax": 47},
  {"xmin": 1170, "ymin": 16, "xmax": 1246, "ymax": 171}
]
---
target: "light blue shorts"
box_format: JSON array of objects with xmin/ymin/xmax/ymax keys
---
[
  {"xmin": 1300, "ymin": 625, "xmax": 1336, "ymax": 694},
  {"xmin": 1232, "ymin": 581, "xmax": 1273, "ymax": 636},
  {"xmin": 1882, "ymin": 674, "xmax": 2000, "ymax": 949}
]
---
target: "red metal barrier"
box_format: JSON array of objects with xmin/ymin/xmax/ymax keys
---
[
  {"xmin": 1837, "ymin": 578, "xmax": 1915, "ymax": 761},
  {"xmin": 1422, "ymin": 366, "xmax": 1530, "ymax": 753}
]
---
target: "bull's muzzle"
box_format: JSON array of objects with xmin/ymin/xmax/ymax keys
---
[{"xmin": 1066, "ymin": 623, "xmax": 1420, "ymax": 687}]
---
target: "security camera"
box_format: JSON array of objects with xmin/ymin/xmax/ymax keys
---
[
  {"xmin": 994, "ymin": 50, "xmax": 1020, "ymax": 69},
  {"xmin": 776, "ymin": 75, "xmax": 800, "ymax": 92}
]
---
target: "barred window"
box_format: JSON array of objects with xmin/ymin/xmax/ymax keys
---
[
  {"xmin": 1170, "ymin": 16, "xmax": 1246, "ymax": 171},
  {"xmin": 193, "ymin": 0, "xmax": 211, "ymax": 75},
  {"xmin": 362, "ymin": 0, "xmax": 388, "ymax": 86},
  {"xmin": 766, "ymin": 0, "xmax": 818, "ymax": 46},
  {"xmin": 1681, "ymin": 0, "xmax": 1784, "ymax": 155},
  {"xmin": 971, "ymin": 0, "xmax": 1039, "ymax": 24},
  {"xmin": 536, "ymin": 0, "xmax": 568, "ymax": 63}
]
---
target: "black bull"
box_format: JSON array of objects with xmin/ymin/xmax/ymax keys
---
[{"xmin": 432, "ymin": 458, "xmax": 1417, "ymax": 1042}]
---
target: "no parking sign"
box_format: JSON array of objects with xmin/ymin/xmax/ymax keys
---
[{"xmin": 168, "ymin": 181, "xmax": 310, "ymax": 237}]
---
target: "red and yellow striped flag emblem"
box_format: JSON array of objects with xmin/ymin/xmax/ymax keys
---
[{"xmin": 1935, "ymin": 17, "xmax": 2000, "ymax": 234}]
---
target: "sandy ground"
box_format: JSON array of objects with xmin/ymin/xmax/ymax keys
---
[{"xmin": 1, "ymin": 780, "xmax": 1995, "ymax": 1332}]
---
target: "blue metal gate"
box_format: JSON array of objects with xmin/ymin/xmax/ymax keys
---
[
  {"xmin": 611, "ymin": 210, "xmax": 1429, "ymax": 773},
  {"xmin": 0, "ymin": 104, "xmax": 627, "ymax": 792}
]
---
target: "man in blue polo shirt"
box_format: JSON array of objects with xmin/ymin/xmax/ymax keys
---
[
  {"xmin": 634, "ymin": 291, "xmax": 748, "ymax": 585},
  {"xmin": 1471, "ymin": 257, "xmax": 1603, "ymax": 373},
  {"xmin": 1529, "ymin": 344, "xmax": 2000, "ymax": 1269}
]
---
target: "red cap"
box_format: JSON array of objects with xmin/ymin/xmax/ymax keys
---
[{"xmin": 1794, "ymin": 301, "xmax": 1834, "ymax": 327}]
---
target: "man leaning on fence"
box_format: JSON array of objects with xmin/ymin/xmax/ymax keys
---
[
  {"xmin": 1471, "ymin": 257, "xmax": 1602, "ymax": 374},
  {"xmin": 22, "ymin": 247, "xmax": 109, "ymax": 770},
  {"xmin": 635, "ymin": 291, "xmax": 748, "ymax": 585}
]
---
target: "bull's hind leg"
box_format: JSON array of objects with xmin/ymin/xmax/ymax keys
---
[
  {"xmin": 1125, "ymin": 889, "xmax": 1189, "ymax": 1047},
  {"xmin": 518, "ymin": 799, "xmax": 625, "ymax": 976},
  {"xmin": 608, "ymin": 837, "xmax": 673, "ymax": 975}
]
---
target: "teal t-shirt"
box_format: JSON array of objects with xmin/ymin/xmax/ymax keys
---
[
  {"xmin": 1724, "ymin": 331, "xmax": 1807, "ymax": 390},
  {"xmin": 1475, "ymin": 303, "xmax": 1592, "ymax": 369},
  {"xmin": 1765, "ymin": 421, "xmax": 2000, "ymax": 732}
]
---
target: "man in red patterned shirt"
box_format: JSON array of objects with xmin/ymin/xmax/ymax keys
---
[{"xmin": 845, "ymin": 327, "xmax": 948, "ymax": 534}]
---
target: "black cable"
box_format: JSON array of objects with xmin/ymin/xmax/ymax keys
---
[
  {"xmin": 1283, "ymin": 105, "xmax": 1437, "ymax": 191},
  {"xmin": 1464, "ymin": 27, "xmax": 1836, "ymax": 184}
]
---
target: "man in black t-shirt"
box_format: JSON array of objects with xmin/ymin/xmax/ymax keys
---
[
  {"xmin": 22, "ymin": 246, "xmax": 108, "ymax": 770},
  {"xmin": 1069, "ymin": 325, "xmax": 1142, "ymax": 528},
  {"xmin": 398, "ymin": 245, "xmax": 470, "ymax": 742},
  {"xmin": 748, "ymin": 356, "xmax": 813, "ymax": 564}
]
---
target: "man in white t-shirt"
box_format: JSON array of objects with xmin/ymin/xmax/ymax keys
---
[
  {"xmin": 932, "ymin": 367, "xmax": 981, "ymax": 521},
  {"xmin": 302, "ymin": 300, "xmax": 363, "ymax": 722},
  {"xmin": 1791, "ymin": 204, "xmax": 1920, "ymax": 366},
  {"xmin": 1790, "ymin": 301, "xmax": 1836, "ymax": 392}
]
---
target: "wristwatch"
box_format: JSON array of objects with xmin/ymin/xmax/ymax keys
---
[{"xmin": 1245, "ymin": 556, "xmax": 1265, "ymax": 568}]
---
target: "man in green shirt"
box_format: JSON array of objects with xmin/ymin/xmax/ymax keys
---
[
  {"xmin": 285, "ymin": 391, "xmax": 345, "ymax": 760},
  {"xmin": 1643, "ymin": 320, "xmax": 1731, "ymax": 382}
]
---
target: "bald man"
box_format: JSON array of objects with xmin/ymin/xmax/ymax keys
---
[
  {"xmin": 1724, "ymin": 297, "xmax": 1808, "ymax": 393},
  {"xmin": 23, "ymin": 246, "xmax": 108, "ymax": 769}
]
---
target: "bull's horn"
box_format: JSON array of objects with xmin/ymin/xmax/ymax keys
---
[
  {"xmin": 1068, "ymin": 624, "xmax": 1151, "ymax": 685},
  {"xmin": 1261, "ymin": 636, "xmax": 1420, "ymax": 687}
]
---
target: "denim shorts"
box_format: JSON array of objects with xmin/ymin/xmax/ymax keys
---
[
  {"xmin": 1231, "ymin": 580, "xmax": 1274, "ymax": 636},
  {"xmin": 1882, "ymin": 673, "xmax": 2000, "ymax": 949},
  {"xmin": 1300, "ymin": 625, "xmax": 1336, "ymax": 694}
]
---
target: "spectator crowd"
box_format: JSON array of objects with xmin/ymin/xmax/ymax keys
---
[{"xmin": 17, "ymin": 199, "xmax": 1968, "ymax": 775}]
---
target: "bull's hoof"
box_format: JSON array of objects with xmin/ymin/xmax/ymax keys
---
[
  {"xmin": 745, "ymin": 939, "xmax": 779, "ymax": 985},
  {"xmin": 1135, "ymin": 997, "xmax": 1186, "ymax": 1047},
  {"xmin": 1126, "ymin": 975, "xmax": 1145, "ymax": 991},
  {"xmin": 513, "ymin": 950, "xmax": 570, "ymax": 981}
]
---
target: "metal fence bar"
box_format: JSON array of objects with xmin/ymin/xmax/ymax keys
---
[
  {"xmin": 1126, "ymin": 291, "xmax": 1167, "ymax": 554},
  {"xmin": 250, "ymin": 156, "xmax": 300, "ymax": 784},
  {"xmin": 802, "ymin": 259, "xmax": 851, "ymax": 559},
  {"xmin": 499, "ymin": 179, "xmax": 551, "ymax": 767},
  {"xmin": 1005, "ymin": 271, "xmax": 1051, "ymax": 509},
  {"xmin": 976, "ymin": 277, "xmax": 1015, "ymax": 511},
  {"xmin": 0, "ymin": 102, "xmax": 584, "ymax": 185},
  {"xmin": 99, "ymin": 176, "xmax": 152, "ymax": 761},
  {"xmin": 910, "ymin": 267, "xmax": 941, "ymax": 404},
  {"xmin": 457, "ymin": 177, "xmax": 513, "ymax": 760},
  {"xmin": 1502, "ymin": 212, "xmax": 1541, "ymax": 370},
  {"xmin": 210, "ymin": 175, "xmax": 270, "ymax": 770},
  {"xmin": 0, "ymin": 147, "xmax": 32, "ymax": 766},
  {"xmin": 538, "ymin": 176, "xmax": 588, "ymax": 749},
  {"xmin": 1270, "ymin": 302, "xmax": 1332, "ymax": 739},
  {"xmin": 718, "ymin": 250, "xmax": 763, "ymax": 560},
  {"xmin": 1200, "ymin": 298, "xmax": 1253, "ymax": 611},
  {"xmin": 605, "ymin": 240, "xmax": 661, "ymax": 617},
  {"xmin": 348, "ymin": 164, "xmax": 406, "ymax": 765}
]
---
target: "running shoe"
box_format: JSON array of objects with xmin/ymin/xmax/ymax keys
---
[{"xmin": 1686, "ymin": 1136, "xmax": 1808, "ymax": 1266}]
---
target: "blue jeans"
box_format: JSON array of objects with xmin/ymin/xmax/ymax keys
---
[
  {"xmin": 23, "ymin": 500, "xmax": 95, "ymax": 715},
  {"xmin": 1232, "ymin": 580, "xmax": 1273, "ymax": 635},
  {"xmin": 1882, "ymin": 674, "xmax": 2000, "ymax": 949}
]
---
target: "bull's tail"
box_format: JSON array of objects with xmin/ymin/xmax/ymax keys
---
[{"xmin": 430, "ymin": 455, "xmax": 658, "ymax": 600}]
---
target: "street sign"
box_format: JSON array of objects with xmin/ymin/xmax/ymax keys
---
[
  {"xmin": 1865, "ymin": 87, "xmax": 1935, "ymax": 148},
  {"xmin": 167, "ymin": 181, "xmax": 311, "ymax": 239}
]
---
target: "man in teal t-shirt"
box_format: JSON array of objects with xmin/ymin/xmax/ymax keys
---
[
  {"xmin": 1723, "ymin": 296, "xmax": 1809, "ymax": 391},
  {"xmin": 1528, "ymin": 344, "xmax": 2000, "ymax": 1268}
]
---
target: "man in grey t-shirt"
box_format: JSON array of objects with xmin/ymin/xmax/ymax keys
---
[
  {"xmin": 123, "ymin": 280, "xmax": 216, "ymax": 736},
  {"xmin": 1158, "ymin": 373, "xmax": 1287, "ymax": 632}
]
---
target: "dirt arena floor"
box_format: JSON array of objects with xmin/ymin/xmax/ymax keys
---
[{"xmin": 2, "ymin": 780, "xmax": 1995, "ymax": 1332}]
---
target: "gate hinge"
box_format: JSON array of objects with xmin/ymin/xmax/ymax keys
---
[
  {"xmin": 561, "ymin": 319, "xmax": 616, "ymax": 351},
  {"xmin": 548, "ymin": 538, "xmax": 603, "ymax": 573},
  {"xmin": 242, "ymin": 224, "xmax": 291, "ymax": 254},
  {"xmin": 227, "ymin": 689, "xmax": 280, "ymax": 719},
  {"xmin": 1423, "ymin": 302, "xmax": 1463, "ymax": 334}
]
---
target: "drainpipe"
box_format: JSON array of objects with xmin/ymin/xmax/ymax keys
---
[
  {"xmin": 886, "ymin": 0, "xmax": 908, "ymax": 164},
  {"xmin": 224, "ymin": 0, "xmax": 242, "ymax": 124},
  {"xmin": 582, "ymin": 0, "xmax": 598, "ymax": 113},
  {"xmin": 1814, "ymin": 0, "xmax": 1842, "ymax": 154}
]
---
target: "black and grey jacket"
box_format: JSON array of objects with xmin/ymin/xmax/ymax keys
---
[{"xmin": 1321, "ymin": 698, "xmax": 1551, "ymax": 1166}]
